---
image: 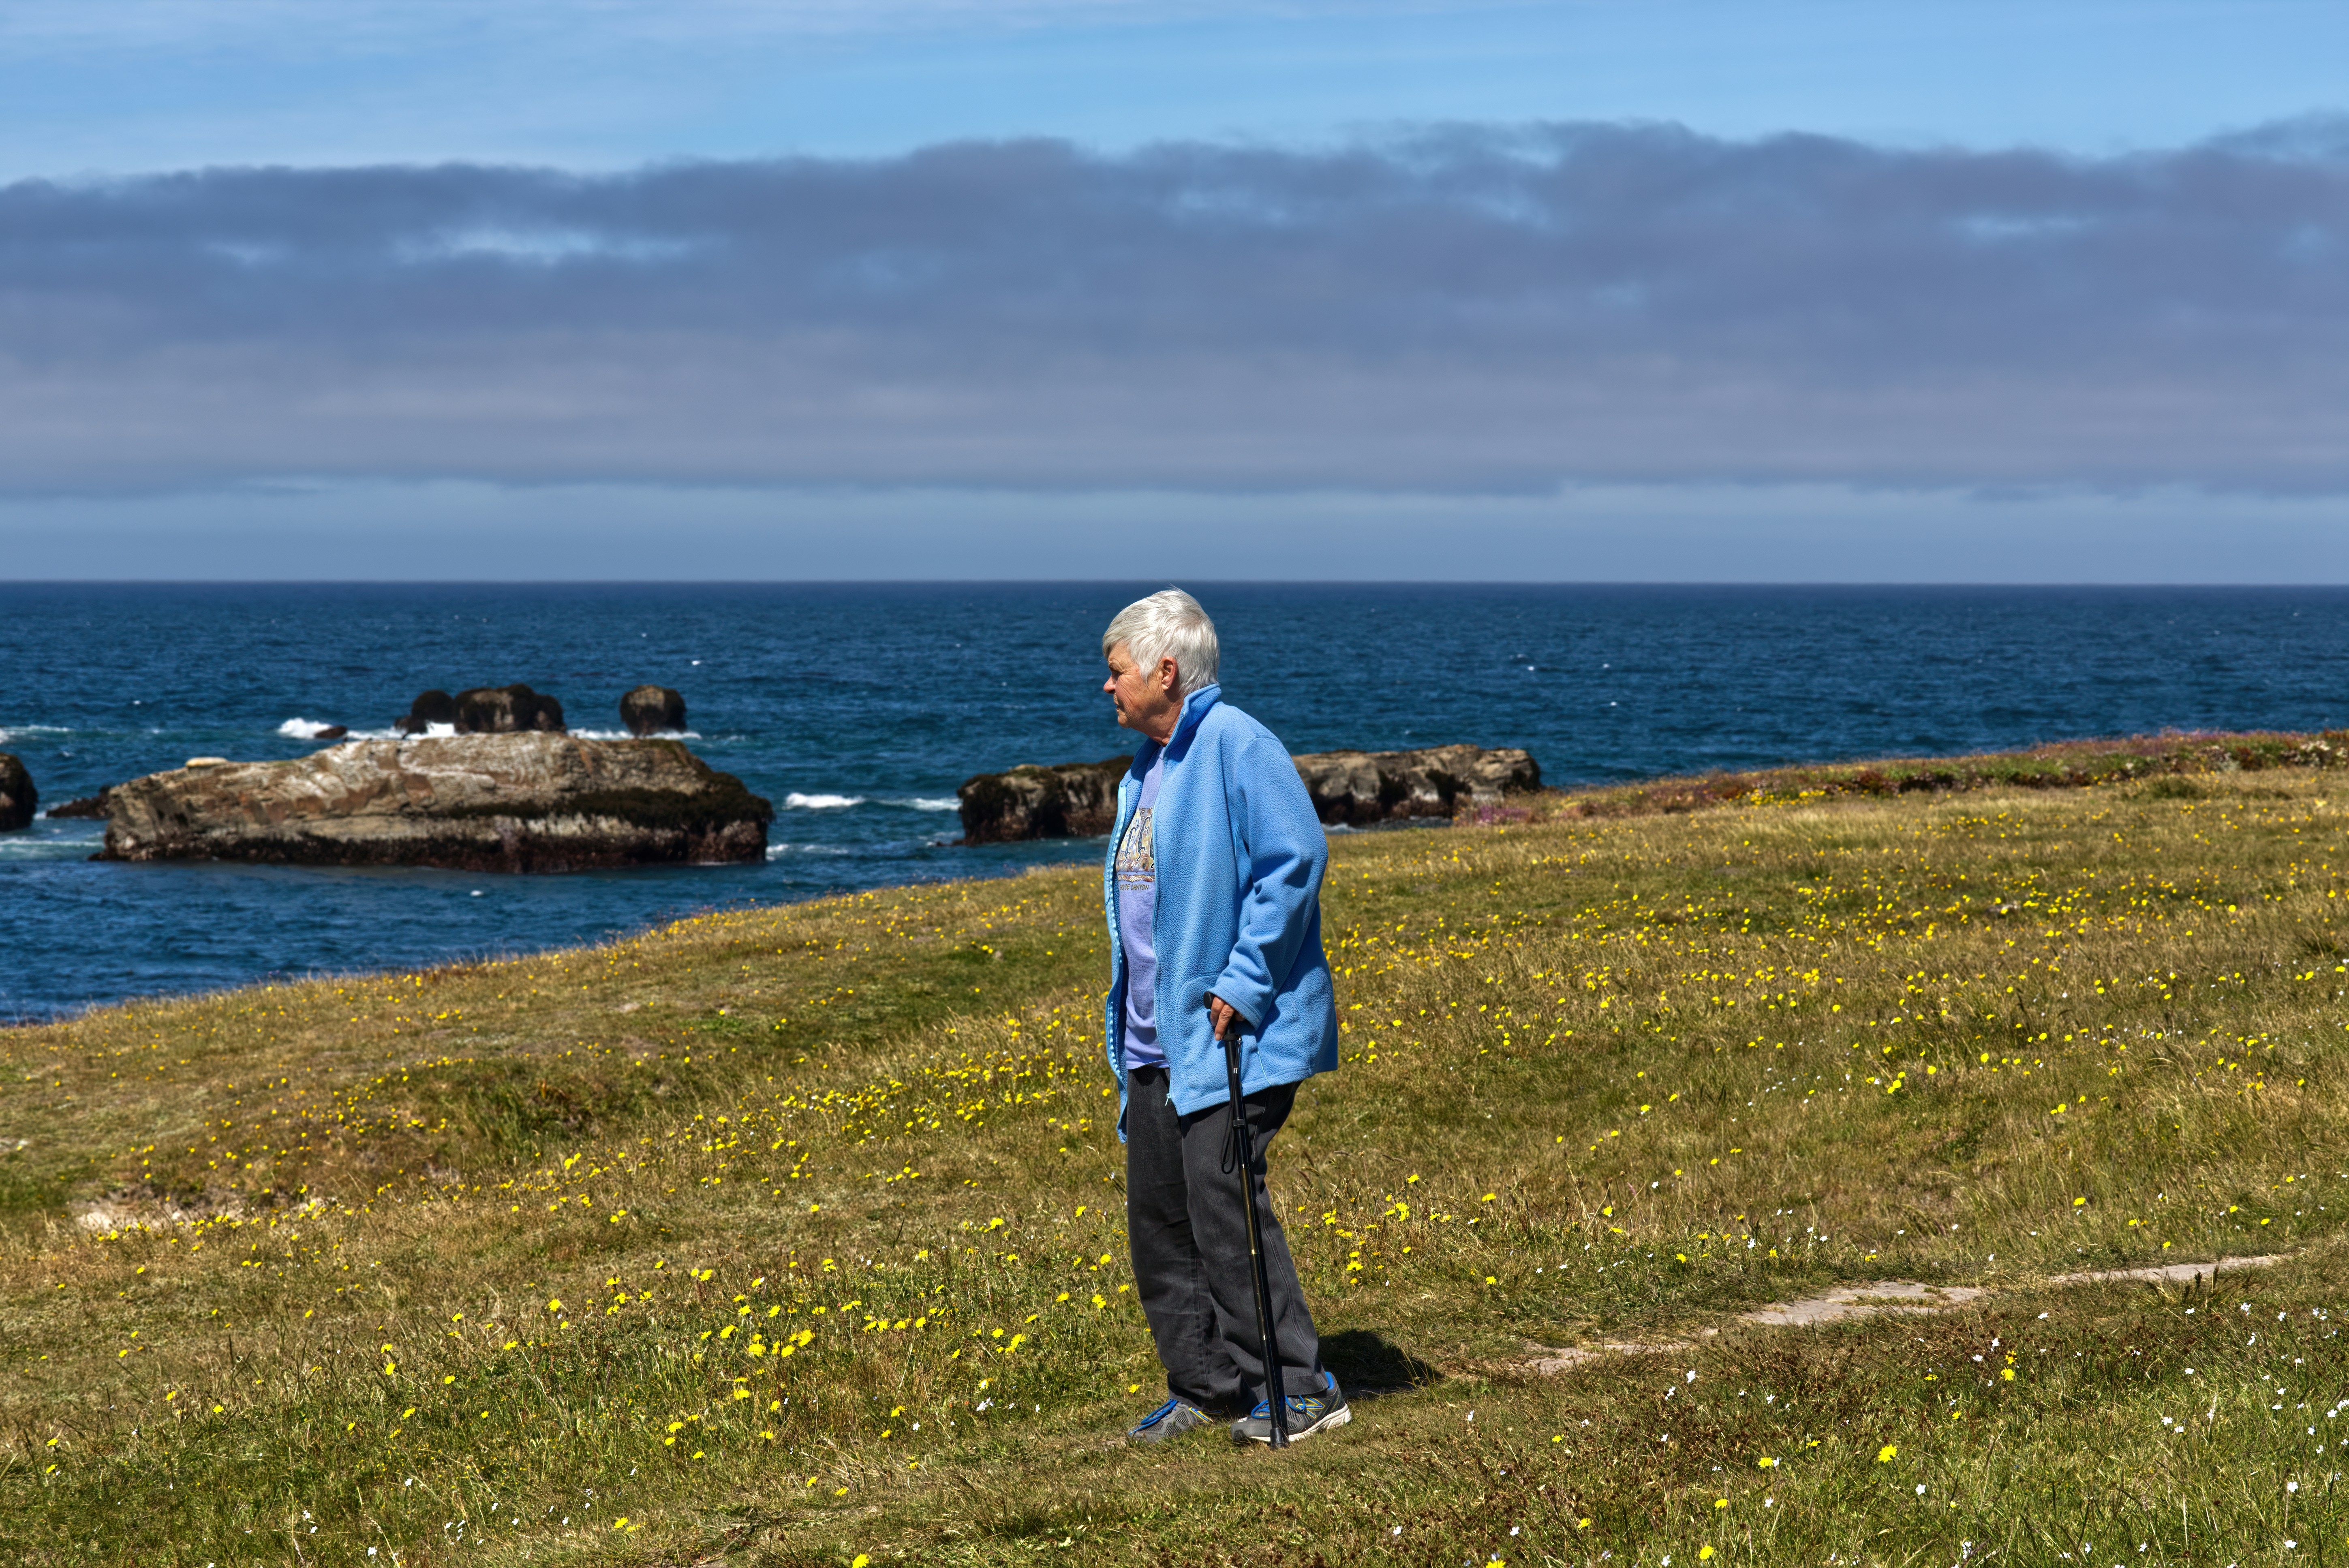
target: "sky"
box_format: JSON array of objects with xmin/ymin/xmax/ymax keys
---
[{"xmin": 3, "ymin": 0, "xmax": 2347, "ymax": 580}]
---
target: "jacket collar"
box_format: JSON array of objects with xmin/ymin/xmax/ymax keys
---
[
  {"xmin": 1134, "ymin": 684, "xmax": 1220, "ymax": 770},
  {"xmin": 1171, "ymin": 683, "xmax": 1220, "ymax": 748}
]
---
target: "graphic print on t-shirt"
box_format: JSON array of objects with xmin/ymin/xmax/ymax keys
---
[
  {"xmin": 1117, "ymin": 754, "xmax": 1168, "ymax": 1069},
  {"xmin": 1115, "ymin": 806, "xmax": 1155, "ymax": 890}
]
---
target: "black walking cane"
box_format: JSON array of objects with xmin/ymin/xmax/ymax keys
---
[{"xmin": 1219, "ymin": 1008, "xmax": 1289, "ymax": 1448}]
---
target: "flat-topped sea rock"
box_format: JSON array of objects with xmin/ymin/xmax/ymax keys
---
[{"xmin": 99, "ymin": 733, "xmax": 770, "ymax": 872}]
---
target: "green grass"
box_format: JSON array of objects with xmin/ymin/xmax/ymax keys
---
[{"xmin": 7, "ymin": 769, "xmax": 2349, "ymax": 1565}]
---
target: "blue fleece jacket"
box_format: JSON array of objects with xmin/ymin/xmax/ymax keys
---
[{"xmin": 1104, "ymin": 685, "xmax": 1339, "ymax": 1130}]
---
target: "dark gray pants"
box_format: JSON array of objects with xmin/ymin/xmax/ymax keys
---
[{"xmin": 1125, "ymin": 1064, "xmax": 1324, "ymax": 1415}]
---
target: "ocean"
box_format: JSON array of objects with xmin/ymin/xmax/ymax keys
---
[{"xmin": 5, "ymin": 583, "xmax": 2347, "ymax": 1021}]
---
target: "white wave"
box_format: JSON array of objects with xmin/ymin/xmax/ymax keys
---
[
  {"xmin": 345, "ymin": 722, "xmax": 458, "ymax": 739},
  {"xmin": 0, "ymin": 833, "xmax": 94, "ymax": 860},
  {"xmin": 276, "ymin": 717, "xmax": 349, "ymax": 739},
  {"xmin": 0, "ymin": 724, "xmax": 71, "ymax": 743},
  {"xmin": 315, "ymin": 724, "xmax": 705, "ymax": 743},
  {"xmin": 766, "ymin": 842, "xmax": 855, "ymax": 859},
  {"xmin": 785, "ymin": 792, "xmax": 864, "ymax": 810},
  {"xmin": 336, "ymin": 722, "xmax": 459, "ymax": 739},
  {"xmin": 903, "ymin": 797, "xmax": 961, "ymax": 812}
]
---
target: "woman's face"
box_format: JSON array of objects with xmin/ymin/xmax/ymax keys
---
[{"xmin": 1104, "ymin": 642, "xmax": 1181, "ymax": 740}]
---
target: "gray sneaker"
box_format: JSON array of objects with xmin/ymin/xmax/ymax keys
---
[
  {"xmin": 1231, "ymin": 1372, "xmax": 1350, "ymax": 1445},
  {"xmin": 1126, "ymin": 1396, "xmax": 1211, "ymax": 1444}
]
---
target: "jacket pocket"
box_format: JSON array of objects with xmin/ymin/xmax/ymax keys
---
[{"xmin": 1177, "ymin": 973, "xmax": 1222, "ymax": 1021}]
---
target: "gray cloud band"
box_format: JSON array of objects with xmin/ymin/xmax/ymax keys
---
[{"xmin": 2, "ymin": 122, "xmax": 2346, "ymax": 493}]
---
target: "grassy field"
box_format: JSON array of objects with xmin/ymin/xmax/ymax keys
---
[{"xmin": 8, "ymin": 765, "xmax": 2349, "ymax": 1566}]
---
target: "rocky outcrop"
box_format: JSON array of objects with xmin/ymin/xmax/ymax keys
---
[
  {"xmin": 958, "ymin": 756, "xmax": 1130, "ymax": 844},
  {"xmin": 621, "ymin": 686, "xmax": 687, "ymax": 736},
  {"xmin": 99, "ymin": 733, "xmax": 771, "ymax": 872},
  {"xmin": 956, "ymin": 744, "xmax": 1541, "ymax": 842},
  {"xmin": 458, "ymin": 684, "xmax": 565, "ymax": 734},
  {"xmin": 395, "ymin": 685, "xmax": 566, "ymax": 735},
  {"xmin": 1292, "ymin": 745, "xmax": 1540, "ymax": 826},
  {"xmin": 47, "ymin": 790, "xmax": 110, "ymax": 820},
  {"xmin": 0, "ymin": 753, "xmax": 34, "ymax": 831},
  {"xmin": 394, "ymin": 690, "xmax": 458, "ymax": 734}
]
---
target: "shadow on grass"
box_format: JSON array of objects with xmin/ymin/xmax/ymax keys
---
[{"xmin": 1322, "ymin": 1327, "xmax": 1443, "ymax": 1400}]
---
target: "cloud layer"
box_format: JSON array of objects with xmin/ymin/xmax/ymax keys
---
[{"xmin": 4, "ymin": 121, "xmax": 2347, "ymax": 493}]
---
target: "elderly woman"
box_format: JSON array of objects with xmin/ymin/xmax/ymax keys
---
[{"xmin": 1099, "ymin": 588, "xmax": 1348, "ymax": 1446}]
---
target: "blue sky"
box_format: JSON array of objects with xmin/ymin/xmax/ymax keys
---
[
  {"xmin": 12, "ymin": 0, "xmax": 2349, "ymax": 172},
  {"xmin": 4, "ymin": 0, "xmax": 2347, "ymax": 580}
]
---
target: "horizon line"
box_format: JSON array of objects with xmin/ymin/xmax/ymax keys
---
[{"xmin": 4, "ymin": 579, "xmax": 2348, "ymax": 591}]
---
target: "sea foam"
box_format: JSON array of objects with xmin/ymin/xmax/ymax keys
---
[
  {"xmin": 785, "ymin": 793, "xmax": 864, "ymax": 810},
  {"xmin": 284, "ymin": 722, "xmax": 706, "ymax": 742},
  {"xmin": 337, "ymin": 723, "xmax": 457, "ymax": 740}
]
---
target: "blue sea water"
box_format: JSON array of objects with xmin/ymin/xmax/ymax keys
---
[{"xmin": 5, "ymin": 583, "xmax": 2348, "ymax": 1021}]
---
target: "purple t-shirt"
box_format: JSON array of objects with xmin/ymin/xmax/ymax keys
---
[{"xmin": 1116, "ymin": 752, "xmax": 1166, "ymax": 1069}]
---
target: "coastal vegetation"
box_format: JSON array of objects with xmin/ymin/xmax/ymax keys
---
[
  {"xmin": 1515, "ymin": 727, "xmax": 2345, "ymax": 823},
  {"xmin": 6, "ymin": 754, "xmax": 2349, "ymax": 1565}
]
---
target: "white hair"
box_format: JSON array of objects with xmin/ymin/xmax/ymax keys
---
[{"xmin": 1103, "ymin": 588, "xmax": 1220, "ymax": 696}]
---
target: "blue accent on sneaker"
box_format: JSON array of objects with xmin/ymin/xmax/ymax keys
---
[
  {"xmin": 1127, "ymin": 1396, "xmax": 1211, "ymax": 1443},
  {"xmin": 1232, "ymin": 1372, "xmax": 1351, "ymax": 1444}
]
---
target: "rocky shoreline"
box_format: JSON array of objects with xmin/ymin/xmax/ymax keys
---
[
  {"xmin": 1291, "ymin": 744, "xmax": 1541, "ymax": 826},
  {"xmin": 955, "ymin": 756, "xmax": 1129, "ymax": 844},
  {"xmin": 957, "ymin": 744, "xmax": 1541, "ymax": 843}
]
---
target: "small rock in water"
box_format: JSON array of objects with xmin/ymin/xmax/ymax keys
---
[
  {"xmin": 620, "ymin": 685, "xmax": 687, "ymax": 737},
  {"xmin": 0, "ymin": 753, "xmax": 36, "ymax": 831},
  {"xmin": 394, "ymin": 688, "xmax": 459, "ymax": 735},
  {"xmin": 313, "ymin": 724, "xmax": 349, "ymax": 741},
  {"xmin": 455, "ymin": 684, "xmax": 565, "ymax": 735},
  {"xmin": 393, "ymin": 685, "xmax": 565, "ymax": 735}
]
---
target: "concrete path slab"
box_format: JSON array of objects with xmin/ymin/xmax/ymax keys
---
[
  {"xmin": 1739, "ymin": 1280, "xmax": 1989, "ymax": 1327},
  {"xmin": 1522, "ymin": 1253, "xmax": 2293, "ymax": 1378},
  {"xmin": 2046, "ymin": 1254, "xmax": 2287, "ymax": 1288}
]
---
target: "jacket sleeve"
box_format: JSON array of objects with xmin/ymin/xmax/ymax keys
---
[{"xmin": 1209, "ymin": 733, "xmax": 1328, "ymax": 1028}]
